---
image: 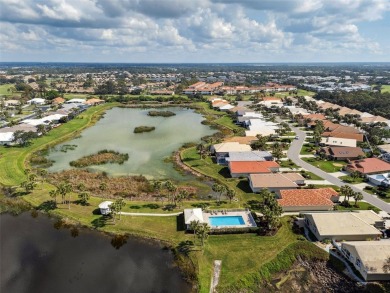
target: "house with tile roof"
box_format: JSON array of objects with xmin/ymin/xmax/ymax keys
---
[
  {"xmin": 346, "ymin": 158, "xmax": 390, "ymax": 175},
  {"xmin": 322, "ymin": 131, "xmax": 364, "ymax": 142},
  {"xmin": 303, "ymin": 211, "xmax": 383, "ymax": 241},
  {"xmin": 320, "ymin": 146, "xmax": 365, "ymax": 161},
  {"xmin": 341, "ymin": 241, "xmax": 390, "ymax": 281},
  {"xmin": 226, "ymin": 151, "xmax": 273, "ymax": 162},
  {"xmin": 210, "ymin": 142, "xmax": 252, "ymax": 164},
  {"xmin": 249, "ymin": 173, "xmax": 305, "ymax": 193},
  {"xmin": 228, "ymin": 161, "xmax": 280, "ymax": 178},
  {"xmin": 277, "ymin": 188, "xmax": 339, "ymax": 212},
  {"xmin": 321, "ymin": 137, "xmax": 357, "ymax": 148}
]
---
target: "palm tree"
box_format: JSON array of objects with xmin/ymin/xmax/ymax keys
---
[
  {"xmin": 226, "ymin": 189, "xmax": 236, "ymax": 203},
  {"xmin": 212, "ymin": 183, "xmax": 226, "ymax": 204},
  {"xmin": 383, "ymin": 256, "xmax": 390, "ymax": 273},
  {"xmin": 115, "ymin": 198, "xmax": 126, "ymax": 220},
  {"xmin": 353, "ymin": 192, "xmax": 364, "ymax": 207},
  {"xmin": 36, "ymin": 124, "xmax": 47, "ymax": 135},
  {"xmin": 196, "ymin": 143, "xmax": 206, "ymax": 159},
  {"xmin": 340, "ymin": 185, "xmax": 354, "ymax": 206},
  {"xmin": 99, "ymin": 182, "xmax": 107, "ymax": 194},
  {"xmin": 57, "ymin": 182, "xmax": 72, "ymax": 206},
  {"xmin": 77, "ymin": 183, "xmax": 86, "ymax": 192},
  {"xmin": 165, "ymin": 180, "xmax": 177, "ymax": 204},
  {"xmin": 177, "ymin": 189, "xmax": 189, "ymax": 208},
  {"xmin": 49, "ymin": 189, "xmax": 58, "ymax": 207},
  {"xmin": 38, "ymin": 169, "xmax": 48, "ymax": 189},
  {"xmin": 195, "ymin": 223, "xmax": 210, "ymax": 247},
  {"xmin": 189, "ymin": 220, "xmax": 200, "ymax": 242},
  {"xmin": 78, "ymin": 192, "xmax": 90, "ymax": 205}
]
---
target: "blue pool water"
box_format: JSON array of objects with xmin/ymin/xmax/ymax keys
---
[{"xmin": 209, "ymin": 216, "xmax": 245, "ymax": 227}]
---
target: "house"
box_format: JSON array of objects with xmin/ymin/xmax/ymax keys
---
[
  {"xmin": 226, "ymin": 151, "xmax": 273, "ymax": 162},
  {"xmin": 341, "ymin": 241, "xmax": 390, "ymax": 281},
  {"xmin": 218, "ymin": 104, "xmax": 235, "ymax": 111},
  {"xmin": 228, "ymin": 161, "xmax": 280, "ymax": 178},
  {"xmin": 99, "ymin": 201, "xmax": 113, "ymax": 215},
  {"xmin": 0, "ymin": 132, "xmax": 14, "ymax": 145},
  {"xmin": 223, "ymin": 136, "xmax": 257, "ymax": 145},
  {"xmin": 249, "ymin": 173, "xmax": 305, "ymax": 193},
  {"xmin": 322, "ymin": 132, "xmax": 364, "ymax": 142},
  {"xmin": 346, "ymin": 158, "xmax": 390, "ymax": 175},
  {"xmin": 66, "ymin": 98, "xmax": 86, "ymax": 104},
  {"xmin": 320, "ymin": 137, "xmax": 357, "ymax": 148},
  {"xmin": 184, "ymin": 208, "xmax": 204, "ymax": 230},
  {"xmin": 52, "ymin": 97, "xmax": 65, "ymax": 104},
  {"xmin": 27, "ymin": 98, "xmax": 46, "ymax": 105},
  {"xmin": 278, "ymin": 188, "xmax": 339, "ymax": 212},
  {"xmin": 4, "ymin": 100, "xmax": 20, "ymax": 107},
  {"xmin": 210, "ymin": 142, "xmax": 252, "ymax": 164},
  {"xmin": 367, "ymin": 173, "xmax": 390, "ymax": 187},
  {"xmin": 320, "ymin": 146, "xmax": 365, "ymax": 160},
  {"xmin": 85, "ymin": 98, "xmax": 104, "ymax": 105},
  {"xmin": 303, "ymin": 211, "xmax": 383, "ymax": 241},
  {"xmin": 377, "ymin": 144, "xmax": 390, "ymax": 162}
]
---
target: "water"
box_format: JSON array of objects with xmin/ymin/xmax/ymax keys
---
[
  {"xmin": 0, "ymin": 213, "xmax": 191, "ymax": 293},
  {"xmin": 46, "ymin": 107, "xmax": 215, "ymax": 180},
  {"xmin": 209, "ymin": 216, "xmax": 245, "ymax": 227}
]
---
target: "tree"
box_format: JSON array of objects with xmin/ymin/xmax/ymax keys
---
[
  {"xmin": 340, "ymin": 185, "xmax": 354, "ymax": 205},
  {"xmin": 49, "ymin": 189, "xmax": 58, "ymax": 207},
  {"xmin": 195, "ymin": 223, "xmax": 210, "ymax": 247},
  {"xmin": 383, "ymin": 256, "xmax": 390, "ymax": 273},
  {"xmin": 212, "ymin": 183, "xmax": 226, "ymax": 204},
  {"xmin": 21, "ymin": 180, "xmax": 36, "ymax": 193},
  {"xmin": 12, "ymin": 130, "xmax": 37, "ymax": 146},
  {"xmin": 189, "ymin": 220, "xmax": 200, "ymax": 241},
  {"xmin": 271, "ymin": 144, "xmax": 284, "ymax": 161},
  {"xmin": 57, "ymin": 182, "xmax": 72, "ymax": 206},
  {"xmin": 196, "ymin": 143, "xmax": 206, "ymax": 159},
  {"xmin": 38, "ymin": 169, "xmax": 48, "ymax": 188},
  {"xmin": 350, "ymin": 171, "xmax": 360, "ymax": 180},
  {"xmin": 78, "ymin": 192, "xmax": 90, "ymax": 205},
  {"xmin": 153, "ymin": 181, "xmax": 165, "ymax": 203},
  {"xmin": 226, "ymin": 189, "xmax": 236, "ymax": 203},
  {"xmin": 260, "ymin": 189, "xmax": 283, "ymax": 231},
  {"xmin": 36, "ymin": 124, "xmax": 47, "ymax": 135},
  {"xmin": 177, "ymin": 189, "xmax": 189, "ymax": 208},
  {"xmin": 111, "ymin": 198, "xmax": 126, "ymax": 221},
  {"xmin": 353, "ymin": 192, "xmax": 364, "ymax": 207},
  {"xmin": 99, "ymin": 182, "xmax": 107, "ymax": 193},
  {"xmin": 165, "ymin": 180, "xmax": 177, "ymax": 204}
]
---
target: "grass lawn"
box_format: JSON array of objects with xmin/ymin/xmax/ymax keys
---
[
  {"xmin": 0, "ymin": 103, "xmax": 118, "ymax": 186},
  {"xmin": 300, "ymin": 144, "xmax": 317, "ymax": 155},
  {"xmin": 19, "ymin": 184, "xmax": 302, "ymax": 292},
  {"xmin": 381, "ymin": 85, "xmax": 390, "ymax": 93},
  {"xmin": 302, "ymin": 158, "xmax": 346, "ymax": 173},
  {"xmin": 335, "ymin": 201, "xmax": 381, "ymax": 213},
  {"xmin": 0, "ymin": 84, "xmax": 17, "ymax": 96},
  {"xmin": 181, "ymin": 147, "xmax": 259, "ymax": 202},
  {"xmin": 297, "ymin": 89, "xmax": 316, "ymax": 97},
  {"xmin": 339, "ymin": 175, "xmax": 365, "ymax": 184},
  {"xmin": 304, "ymin": 171, "xmax": 323, "ymax": 180},
  {"xmin": 214, "ymin": 115, "xmax": 242, "ymax": 131},
  {"xmin": 279, "ymin": 159, "xmax": 300, "ymax": 169},
  {"xmin": 364, "ymin": 187, "xmax": 390, "ymax": 203}
]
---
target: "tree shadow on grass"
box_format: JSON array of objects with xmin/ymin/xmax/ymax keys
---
[
  {"xmin": 129, "ymin": 205, "xmax": 141, "ymax": 209},
  {"xmin": 245, "ymin": 200, "xmax": 263, "ymax": 211},
  {"xmin": 218, "ymin": 167, "xmax": 231, "ymax": 178},
  {"xmin": 236, "ymin": 180, "xmax": 253, "ymax": 193},
  {"xmin": 91, "ymin": 216, "xmax": 110, "ymax": 229},
  {"xmin": 176, "ymin": 213, "xmax": 186, "ymax": 231},
  {"xmin": 177, "ymin": 240, "xmax": 195, "ymax": 255},
  {"xmin": 37, "ymin": 200, "xmax": 57, "ymax": 212},
  {"xmin": 142, "ymin": 203, "xmax": 160, "ymax": 209},
  {"xmin": 191, "ymin": 202, "xmax": 210, "ymax": 209}
]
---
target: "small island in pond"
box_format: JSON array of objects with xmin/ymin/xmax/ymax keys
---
[
  {"xmin": 69, "ymin": 150, "xmax": 129, "ymax": 167},
  {"xmin": 147, "ymin": 110, "xmax": 176, "ymax": 117},
  {"xmin": 134, "ymin": 126, "xmax": 156, "ymax": 133}
]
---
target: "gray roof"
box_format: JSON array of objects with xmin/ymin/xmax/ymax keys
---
[
  {"xmin": 227, "ymin": 151, "xmax": 273, "ymax": 162},
  {"xmin": 0, "ymin": 123, "xmax": 37, "ymax": 133}
]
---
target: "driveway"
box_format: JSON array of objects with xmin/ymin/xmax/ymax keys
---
[{"xmin": 287, "ymin": 126, "xmax": 390, "ymax": 213}]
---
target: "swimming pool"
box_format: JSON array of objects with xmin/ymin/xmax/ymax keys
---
[{"xmin": 209, "ymin": 216, "xmax": 245, "ymax": 227}]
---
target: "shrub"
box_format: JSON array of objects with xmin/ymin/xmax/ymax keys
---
[{"xmin": 134, "ymin": 126, "xmax": 156, "ymax": 133}]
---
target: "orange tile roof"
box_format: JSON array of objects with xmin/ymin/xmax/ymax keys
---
[
  {"xmin": 322, "ymin": 132, "xmax": 364, "ymax": 142},
  {"xmin": 303, "ymin": 113, "xmax": 326, "ymax": 121},
  {"xmin": 346, "ymin": 158, "xmax": 390, "ymax": 174},
  {"xmin": 278, "ymin": 188, "xmax": 338, "ymax": 207},
  {"xmin": 229, "ymin": 161, "xmax": 280, "ymax": 174}
]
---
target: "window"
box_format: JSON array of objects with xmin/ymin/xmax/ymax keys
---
[{"xmin": 356, "ymin": 258, "xmax": 361, "ymax": 268}]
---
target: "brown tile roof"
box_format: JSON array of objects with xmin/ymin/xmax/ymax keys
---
[
  {"xmin": 346, "ymin": 158, "xmax": 390, "ymax": 174},
  {"xmin": 224, "ymin": 136, "xmax": 257, "ymax": 145},
  {"xmin": 278, "ymin": 188, "xmax": 338, "ymax": 207},
  {"xmin": 325, "ymin": 146, "xmax": 365, "ymax": 158},
  {"xmin": 303, "ymin": 113, "xmax": 326, "ymax": 121},
  {"xmin": 229, "ymin": 161, "xmax": 280, "ymax": 174},
  {"xmin": 360, "ymin": 116, "xmax": 388, "ymax": 123},
  {"xmin": 249, "ymin": 173, "xmax": 305, "ymax": 188},
  {"xmin": 52, "ymin": 97, "xmax": 65, "ymax": 104},
  {"xmin": 322, "ymin": 132, "xmax": 364, "ymax": 142}
]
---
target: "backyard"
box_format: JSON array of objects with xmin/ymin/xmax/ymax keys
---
[{"xmin": 302, "ymin": 157, "xmax": 347, "ymax": 173}]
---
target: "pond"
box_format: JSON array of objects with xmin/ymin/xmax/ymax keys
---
[
  {"xmin": 0, "ymin": 213, "xmax": 192, "ymax": 293},
  {"xmin": 46, "ymin": 107, "xmax": 215, "ymax": 180}
]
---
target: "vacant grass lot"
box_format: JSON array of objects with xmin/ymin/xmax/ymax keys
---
[
  {"xmin": 0, "ymin": 103, "xmax": 118, "ymax": 186},
  {"xmin": 302, "ymin": 158, "xmax": 347, "ymax": 173}
]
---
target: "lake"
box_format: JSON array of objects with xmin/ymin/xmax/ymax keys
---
[
  {"xmin": 46, "ymin": 107, "xmax": 215, "ymax": 180},
  {"xmin": 0, "ymin": 212, "xmax": 192, "ymax": 293}
]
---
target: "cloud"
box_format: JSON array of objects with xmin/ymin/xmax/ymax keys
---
[{"xmin": 0, "ymin": 0, "xmax": 389, "ymax": 61}]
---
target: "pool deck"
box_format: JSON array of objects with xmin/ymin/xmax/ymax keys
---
[{"xmin": 203, "ymin": 210, "xmax": 257, "ymax": 229}]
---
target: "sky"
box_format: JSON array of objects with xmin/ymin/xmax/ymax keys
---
[{"xmin": 0, "ymin": 0, "xmax": 389, "ymax": 63}]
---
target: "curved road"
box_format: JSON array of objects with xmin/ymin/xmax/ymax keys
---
[{"xmin": 287, "ymin": 126, "xmax": 390, "ymax": 213}]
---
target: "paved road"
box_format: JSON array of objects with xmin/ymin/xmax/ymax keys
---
[{"xmin": 287, "ymin": 126, "xmax": 390, "ymax": 213}]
